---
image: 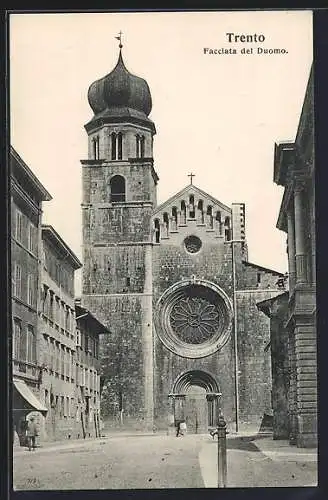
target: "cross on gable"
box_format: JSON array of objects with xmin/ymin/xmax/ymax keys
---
[{"xmin": 188, "ymin": 172, "xmax": 195, "ymax": 185}]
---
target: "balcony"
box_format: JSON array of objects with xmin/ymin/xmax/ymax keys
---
[{"xmin": 12, "ymin": 359, "xmax": 38, "ymax": 382}]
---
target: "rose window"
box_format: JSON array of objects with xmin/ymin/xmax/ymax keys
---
[
  {"xmin": 184, "ymin": 235, "xmax": 202, "ymax": 254},
  {"xmin": 170, "ymin": 297, "xmax": 219, "ymax": 344},
  {"xmin": 156, "ymin": 279, "xmax": 233, "ymax": 359}
]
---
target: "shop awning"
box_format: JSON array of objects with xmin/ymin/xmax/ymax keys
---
[{"xmin": 13, "ymin": 378, "xmax": 48, "ymax": 416}]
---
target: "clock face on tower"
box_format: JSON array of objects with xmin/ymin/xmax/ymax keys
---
[{"xmin": 155, "ymin": 279, "xmax": 233, "ymax": 359}]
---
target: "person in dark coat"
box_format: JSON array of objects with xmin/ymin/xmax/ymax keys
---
[
  {"xmin": 176, "ymin": 420, "xmax": 182, "ymax": 437},
  {"xmin": 26, "ymin": 417, "xmax": 38, "ymax": 451}
]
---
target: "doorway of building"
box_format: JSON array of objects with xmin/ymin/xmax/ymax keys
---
[
  {"xmin": 184, "ymin": 385, "xmax": 208, "ymax": 434},
  {"xmin": 169, "ymin": 369, "xmax": 220, "ymax": 434}
]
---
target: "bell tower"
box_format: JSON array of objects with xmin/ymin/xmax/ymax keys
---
[{"xmin": 81, "ymin": 42, "xmax": 158, "ymax": 430}]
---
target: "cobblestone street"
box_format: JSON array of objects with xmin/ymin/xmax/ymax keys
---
[
  {"xmin": 13, "ymin": 434, "xmax": 205, "ymax": 490},
  {"xmin": 13, "ymin": 433, "xmax": 318, "ymax": 490}
]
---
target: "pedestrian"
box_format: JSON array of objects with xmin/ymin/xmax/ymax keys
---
[
  {"xmin": 175, "ymin": 420, "xmax": 182, "ymax": 437},
  {"xmin": 26, "ymin": 417, "xmax": 38, "ymax": 451},
  {"xmin": 176, "ymin": 419, "xmax": 186, "ymax": 437},
  {"xmin": 180, "ymin": 420, "xmax": 187, "ymax": 436}
]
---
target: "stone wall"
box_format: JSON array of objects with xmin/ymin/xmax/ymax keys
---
[
  {"xmin": 83, "ymin": 294, "xmax": 146, "ymax": 425},
  {"xmin": 236, "ymin": 290, "xmax": 273, "ymax": 424},
  {"xmin": 82, "ymin": 162, "xmax": 156, "ymax": 206}
]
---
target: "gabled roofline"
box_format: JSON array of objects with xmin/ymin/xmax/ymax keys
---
[
  {"xmin": 10, "ymin": 146, "xmax": 52, "ymax": 201},
  {"xmin": 242, "ymin": 260, "xmax": 285, "ymax": 276},
  {"xmin": 153, "ymin": 184, "xmax": 231, "ymax": 216},
  {"xmin": 256, "ymin": 291, "xmax": 289, "ymax": 317},
  {"xmin": 42, "ymin": 225, "xmax": 82, "ymax": 270},
  {"xmin": 75, "ymin": 301, "xmax": 111, "ymax": 335}
]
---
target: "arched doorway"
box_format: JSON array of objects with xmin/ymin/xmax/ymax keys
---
[{"xmin": 169, "ymin": 370, "xmax": 221, "ymax": 434}]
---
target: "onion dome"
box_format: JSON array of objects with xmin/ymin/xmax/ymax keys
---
[{"xmin": 88, "ymin": 50, "xmax": 152, "ymax": 117}]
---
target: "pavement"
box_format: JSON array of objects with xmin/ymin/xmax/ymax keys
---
[
  {"xmin": 12, "ymin": 430, "xmax": 318, "ymax": 490},
  {"xmin": 199, "ymin": 432, "xmax": 318, "ymax": 488}
]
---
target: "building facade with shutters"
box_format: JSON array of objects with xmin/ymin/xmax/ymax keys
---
[
  {"xmin": 11, "ymin": 147, "xmax": 110, "ymax": 444},
  {"xmin": 37, "ymin": 225, "xmax": 82, "ymax": 441},
  {"xmin": 81, "ymin": 47, "xmax": 285, "ymax": 433},
  {"xmin": 11, "ymin": 146, "xmax": 52, "ymax": 444}
]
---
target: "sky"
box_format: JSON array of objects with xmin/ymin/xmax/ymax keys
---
[{"xmin": 9, "ymin": 10, "xmax": 313, "ymax": 294}]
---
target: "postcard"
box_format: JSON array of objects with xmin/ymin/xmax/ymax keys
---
[{"xmin": 9, "ymin": 10, "xmax": 316, "ymax": 490}]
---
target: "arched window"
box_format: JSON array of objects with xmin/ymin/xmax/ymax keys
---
[
  {"xmin": 140, "ymin": 136, "xmax": 145, "ymax": 158},
  {"xmin": 136, "ymin": 135, "xmax": 146, "ymax": 158},
  {"xmin": 163, "ymin": 212, "xmax": 169, "ymax": 237},
  {"xmin": 111, "ymin": 133, "xmax": 117, "ymax": 160},
  {"xmin": 92, "ymin": 136, "xmax": 99, "ymax": 160},
  {"xmin": 216, "ymin": 211, "xmax": 222, "ymax": 234},
  {"xmin": 110, "ymin": 175, "xmax": 126, "ymax": 202},
  {"xmin": 181, "ymin": 201, "xmax": 186, "ymax": 224},
  {"xmin": 207, "ymin": 206, "xmax": 213, "ymax": 229},
  {"xmin": 136, "ymin": 135, "xmax": 140, "ymax": 158},
  {"xmin": 110, "ymin": 132, "xmax": 123, "ymax": 160},
  {"xmin": 117, "ymin": 133, "xmax": 123, "ymax": 160},
  {"xmin": 172, "ymin": 207, "xmax": 178, "ymax": 231},
  {"xmin": 224, "ymin": 216, "xmax": 231, "ymax": 241},
  {"xmin": 189, "ymin": 195, "xmax": 195, "ymax": 218},
  {"xmin": 92, "ymin": 138, "xmax": 96, "ymax": 159},
  {"xmin": 154, "ymin": 219, "xmax": 160, "ymax": 243},
  {"xmin": 197, "ymin": 200, "xmax": 204, "ymax": 224}
]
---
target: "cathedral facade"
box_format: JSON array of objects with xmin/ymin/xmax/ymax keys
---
[{"xmin": 81, "ymin": 48, "xmax": 285, "ymax": 432}]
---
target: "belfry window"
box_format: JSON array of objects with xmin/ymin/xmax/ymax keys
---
[
  {"xmin": 111, "ymin": 132, "xmax": 124, "ymax": 160},
  {"xmin": 117, "ymin": 133, "xmax": 123, "ymax": 160},
  {"xmin": 136, "ymin": 135, "xmax": 145, "ymax": 158},
  {"xmin": 92, "ymin": 136, "xmax": 99, "ymax": 160},
  {"xmin": 110, "ymin": 175, "xmax": 126, "ymax": 202},
  {"xmin": 140, "ymin": 136, "xmax": 145, "ymax": 158},
  {"xmin": 111, "ymin": 133, "xmax": 117, "ymax": 160},
  {"xmin": 136, "ymin": 135, "xmax": 140, "ymax": 158}
]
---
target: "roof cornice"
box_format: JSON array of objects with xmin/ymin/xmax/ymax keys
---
[
  {"xmin": 42, "ymin": 225, "xmax": 82, "ymax": 270},
  {"xmin": 10, "ymin": 146, "xmax": 52, "ymax": 201}
]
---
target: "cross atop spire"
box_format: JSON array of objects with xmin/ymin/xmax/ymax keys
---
[
  {"xmin": 188, "ymin": 172, "xmax": 195, "ymax": 185},
  {"xmin": 115, "ymin": 30, "xmax": 123, "ymax": 49}
]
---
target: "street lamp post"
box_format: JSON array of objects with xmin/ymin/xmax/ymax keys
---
[
  {"xmin": 211, "ymin": 395, "xmax": 228, "ymax": 488},
  {"xmin": 217, "ymin": 408, "xmax": 228, "ymax": 488}
]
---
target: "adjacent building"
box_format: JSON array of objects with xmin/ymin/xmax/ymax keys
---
[
  {"xmin": 11, "ymin": 146, "xmax": 52, "ymax": 444},
  {"xmin": 31, "ymin": 225, "xmax": 110, "ymax": 442},
  {"xmin": 80, "ymin": 46, "xmax": 285, "ymax": 433},
  {"xmin": 37, "ymin": 225, "xmax": 82, "ymax": 441},
  {"xmin": 258, "ymin": 66, "xmax": 316, "ymax": 447},
  {"xmin": 75, "ymin": 299, "xmax": 110, "ymax": 438},
  {"xmin": 11, "ymin": 147, "xmax": 110, "ymax": 444}
]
